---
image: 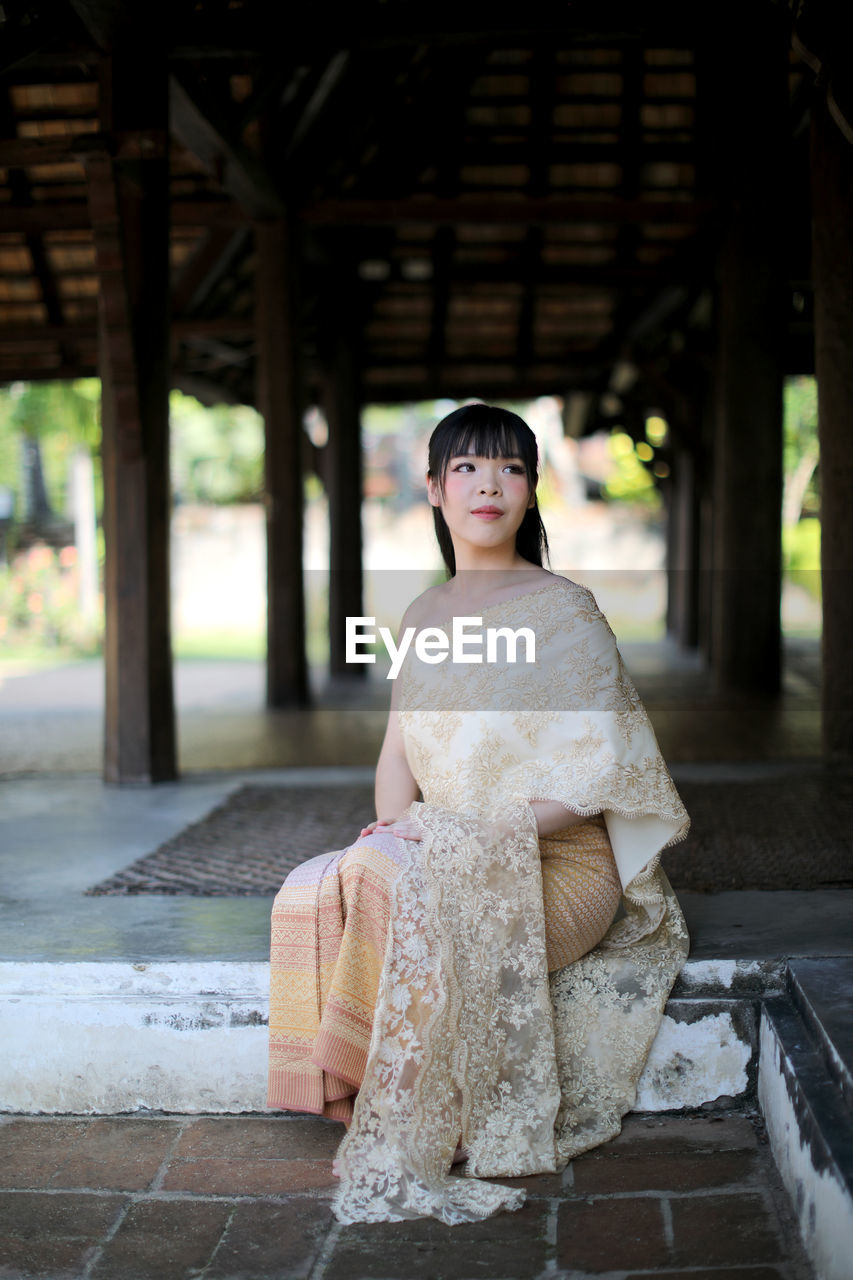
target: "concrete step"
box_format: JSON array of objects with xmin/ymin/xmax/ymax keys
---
[
  {"xmin": 759, "ymin": 961, "xmax": 853, "ymax": 1280},
  {"xmin": 0, "ymin": 957, "xmax": 785, "ymax": 1115},
  {"xmin": 787, "ymin": 958, "xmax": 853, "ymax": 1115},
  {"xmin": 3, "ymin": 951, "xmax": 853, "ymax": 1277}
]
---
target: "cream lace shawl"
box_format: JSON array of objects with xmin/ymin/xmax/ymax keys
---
[{"xmin": 333, "ymin": 577, "xmax": 690, "ymax": 1224}]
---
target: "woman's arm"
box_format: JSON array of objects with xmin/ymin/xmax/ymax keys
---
[
  {"xmin": 359, "ymin": 608, "xmax": 421, "ymax": 838},
  {"xmin": 530, "ymin": 799, "xmax": 592, "ymax": 837},
  {"xmin": 374, "ymin": 701, "xmax": 419, "ymax": 822}
]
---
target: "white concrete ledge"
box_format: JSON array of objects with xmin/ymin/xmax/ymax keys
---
[
  {"xmin": 759, "ymin": 1005, "xmax": 853, "ymax": 1280},
  {"xmin": 0, "ymin": 960, "xmax": 761, "ymax": 1115}
]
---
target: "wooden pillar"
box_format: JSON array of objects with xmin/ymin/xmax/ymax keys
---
[
  {"xmin": 324, "ymin": 299, "xmax": 364, "ymax": 677},
  {"xmin": 812, "ymin": 95, "xmax": 853, "ymax": 753},
  {"xmin": 87, "ymin": 52, "xmax": 175, "ymax": 783},
  {"xmin": 711, "ymin": 21, "xmax": 787, "ymax": 692},
  {"xmin": 255, "ymin": 218, "xmax": 308, "ymax": 706},
  {"xmin": 667, "ymin": 446, "xmax": 701, "ymax": 649},
  {"xmin": 696, "ymin": 385, "xmax": 716, "ymax": 666}
]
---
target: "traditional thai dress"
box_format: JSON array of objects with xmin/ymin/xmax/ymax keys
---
[{"xmin": 268, "ymin": 576, "xmax": 690, "ymax": 1224}]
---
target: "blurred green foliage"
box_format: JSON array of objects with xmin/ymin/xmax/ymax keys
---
[
  {"xmin": 783, "ymin": 376, "xmax": 819, "ymax": 519},
  {"xmin": 0, "ymin": 379, "xmax": 101, "ymax": 517},
  {"xmin": 603, "ymin": 430, "xmax": 662, "ymax": 510},
  {"xmin": 783, "ymin": 517, "xmax": 821, "ymax": 600},
  {"xmin": 170, "ymin": 391, "xmax": 264, "ymax": 504}
]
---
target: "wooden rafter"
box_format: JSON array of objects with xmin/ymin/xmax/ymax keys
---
[
  {"xmin": 169, "ymin": 73, "xmax": 284, "ymax": 220},
  {"xmin": 0, "ymin": 198, "xmax": 246, "ymax": 232},
  {"xmin": 303, "ymin": 198, "xmax": 716, "ymax": 224},
  {"xmin": 172, "ymin": 226, "xmax": 251, "ymax": 315}
]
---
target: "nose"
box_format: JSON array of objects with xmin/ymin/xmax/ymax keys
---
[{"xmin": 478, "ymin": 468, "xmax": 501, "ymax": 494}]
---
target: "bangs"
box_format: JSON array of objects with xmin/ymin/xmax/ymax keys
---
[
  {"xmin": 444, "ymin": 420, "xmax": 526, "ymax": 463},
  {"xmin": 429, "ymin": 405, "xmax": 538, "ymax": 490}
]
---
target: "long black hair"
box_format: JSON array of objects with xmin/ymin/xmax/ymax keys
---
[{"xmin": 427, "ymin": 403, "xmax": 550, "ymax": 576}]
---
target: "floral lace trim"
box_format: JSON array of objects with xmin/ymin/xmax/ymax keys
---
[{"xmin": 333, "ymin": 801, "xmax": 560, "ymax": 1224}]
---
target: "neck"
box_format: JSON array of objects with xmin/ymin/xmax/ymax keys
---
[{"xmin": 450, "ymin": 545, "xmax": 533, "ymax": 577}]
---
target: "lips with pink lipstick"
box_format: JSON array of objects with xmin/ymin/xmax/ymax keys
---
[{"xmin": 471, "ymin": 505, "xmax": 503, "ymax": 520}]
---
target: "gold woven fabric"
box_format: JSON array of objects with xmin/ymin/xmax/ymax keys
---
[{"xmin": 267, "ymin": 813, "xmax": 621, "ymax": 1122}]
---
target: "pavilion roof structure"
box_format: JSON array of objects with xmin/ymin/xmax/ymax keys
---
[
  {"xmin": 0, "ymin": 0, "xmax": 816, "ymax": 424},
  {"xmin": 5, "ymin": 0, "xmax": 853, "ymax": 785}
]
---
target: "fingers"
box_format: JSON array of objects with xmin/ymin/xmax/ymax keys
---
[
  {"xmin": 383, "ymin": 821, "xmax": 423, "ymax": 841},
  {"xmin": 359, "ymin": 818, "xmax": 394, "ymax": 837},
  {"xmin": 358, "ymin": 818, "xmax": 423, "ymax": 841}
]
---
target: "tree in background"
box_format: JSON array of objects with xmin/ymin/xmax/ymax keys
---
[
  {"xmin": 170, "ymin": 391, "xmax": 263, "ymax": 505},
  {"xmin": 0, "ymin": 379, "xmax": 101, "ymax": 536},
  {"xmin": 782, "ymin": 376, "xmax": 820, "ymax": 602}
]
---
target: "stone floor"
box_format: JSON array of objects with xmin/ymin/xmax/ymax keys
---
[{"xmin": 0, "ymin": 1112, "xmax": 813, "ymax": 1280}]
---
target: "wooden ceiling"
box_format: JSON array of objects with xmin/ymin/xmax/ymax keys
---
[{"xmin": 0, "ymin": 1, "xmax": 816, "ymax": 416}]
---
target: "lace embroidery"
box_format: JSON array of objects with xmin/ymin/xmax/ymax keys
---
[
  {"xmin": 333, "ymin": 577, "xmax": 690, "ymax": 1224},
  {"xmin": 334, "ymin": 802, "xmax": 560, "ymax": 1224}
]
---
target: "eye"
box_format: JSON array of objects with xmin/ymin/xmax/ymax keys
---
[
  {"xmin": 503, "ymin": 464, "xmax": 524, "ymax": 474},
  {"xmin": 451, "ymin": 462, "xmax": 475, "ymax": 472}
]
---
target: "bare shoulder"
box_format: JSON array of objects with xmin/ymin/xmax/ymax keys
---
[{"xmin": 399, "ymin": 582, "xmax": 452, "ymax": 631}]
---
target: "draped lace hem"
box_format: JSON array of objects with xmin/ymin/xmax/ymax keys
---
[{"xmin": 332, "ymin": 801, "xmax": 563, "ymax": 1225}]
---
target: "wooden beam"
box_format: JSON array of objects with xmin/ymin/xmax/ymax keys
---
[
  {"xmin": 0, "ymin": 198, "xmax": 247, "ymax": 233},
  {"xmin": 426, "ymin": 226, "xmax": 455, "ymax": 380},
  {"xmin": 171, "ymin": 372, "xmax": 243, "ymax": 405},
  {"xmin": 166, "ymin": 4, "xmax": 702, "ymax": 54},
  {"xmin": 67, "ymin": 0, "xmax": 130, "ymax": 50},
  {"xmin": 812, "ymin": 93, "xmax": 853, "ymax": 753},
  {"xmin": 284, "ymin": 52, "xmax": 351, "ymax": 158},
  {"xmin": 88, "ymin": 49, "xmax": 176, "ymax": 783},
  {"xmin": 255, "ymin": 217, "xmax": 309, "ymax": 706},
  {"xmin": 171, "ymin": 227, "xmax": 250, "ymax": 314},
  {"xmin": 304, "ymin": 198, "xmax": 716, "ymax": 226},
  {"xmin": 0, "ymin": 87, "xmax": 70, "ymax": 360},
  {"xmin": 169, "ymin": 73, "xmax": 283, "ymax": 220},
  {"xmin": 323, "ymin": 278, "xmax": 364, "ymax": 678},
  {"xmin": 0, "ymin": 317, "xmax": 254, "ymax": 344},
  {"xmin": 516, "ymin": 47, "xmax": 556, "ymax": 369},
  {"xmin": 0, "ymin": 362, "xmax": 98, "ymax": 383},
  {"xmin": 710, "ymin": 19, "xmax": 787, "ymax": 694},
  {"xmin": 358, "ymin": 261, "xmax": 706, "ymax": 288},
  {"xmin": 447, "ymin": 142, "xmax": 699, "ymax": 164},
  {"xmin": 0, "ymin": 130, "xmax": 167, "ymax": 168}
]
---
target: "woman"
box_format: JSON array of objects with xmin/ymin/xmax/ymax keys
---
[{"xmin": 268, "ymin": 403, "xmax": 690, "ymax": 1224}]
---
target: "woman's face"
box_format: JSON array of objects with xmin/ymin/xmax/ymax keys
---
[{"xmin": 427, "ymin": 452, "xmax": 535, "ymax": 551}]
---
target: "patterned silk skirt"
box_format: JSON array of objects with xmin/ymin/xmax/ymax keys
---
[{"xmin": 267, "ymin": 814, "xmax": 620, "ymax": 1123}]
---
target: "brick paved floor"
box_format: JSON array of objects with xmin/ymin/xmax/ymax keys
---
[{"xmin": 0, "ymin": 1111, "xmax": 813, "ymax": 1280}]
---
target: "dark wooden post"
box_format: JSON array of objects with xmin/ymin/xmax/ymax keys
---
[
  {"xmin": 812, "ymin": 95, "xmax": 853, "ymax": 754},
  {"xmin": 668, "ymin": 446, "xmax": 701, "ymax": 649},
  {"xmin": 323, "ymin": 286, "xmax": 364, "ymax": 678},
  {"xmin": 255, "ymin": 218, "xmax": 309, "ymax": 706},
  {"xmin": 696, "ymin": 384, "xmax": 716, "ymax": 666},
  {"xmin": 87, "ymin": 52, "xmax": 176, "ymax": 782},
  {"xmin": 711, "ymin": 21, "xmax": 787, "ymax": 692}
]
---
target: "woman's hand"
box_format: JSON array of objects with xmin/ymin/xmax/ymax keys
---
[{"xmin": 359, "ymin": 817, "xmax": 423, "ymax": 841}]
